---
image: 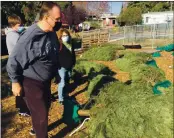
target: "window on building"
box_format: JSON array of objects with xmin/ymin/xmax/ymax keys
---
[
  {"xmin": 112, "ymin": 20, "xmax": 115, "ymax": 24},
  {"xmin": 146, "ymin": 17, "xmax": 149, "ymax": 23}
]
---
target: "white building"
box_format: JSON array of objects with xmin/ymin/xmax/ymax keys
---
[{"xmin": 142, "ymin": 11, "xmax": 173, "ymax": 25}]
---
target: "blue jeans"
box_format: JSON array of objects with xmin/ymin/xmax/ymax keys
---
[{"xmin": 58, "ymin": 67, "xmax": 71, "ymax": 102}]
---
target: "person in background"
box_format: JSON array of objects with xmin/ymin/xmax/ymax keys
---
[
  {"xmin": 57, "ymin": 28, "xmax": 76, "ymax": 104},
  {"xmin": 5, "ymin": 15, "xmax": 30, "ymax": 117},
  {"xmin": 78, "ymin": 23, "xmax": 83, "ymax": 32},
  {"xmin": 6, "ymin": 2, "xmax": 62, "ymax": 138},
  {"xmin": 5, "ymin": 15, "xmax": 25, "ymax": 55}
]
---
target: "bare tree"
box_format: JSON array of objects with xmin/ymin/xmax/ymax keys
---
[
  {"xmin": 87, "ymin": 2, "xmax": 110, "ymax": 18},
  {"xmin": 63, "ymin": 5, "xmax": 87, "ymax": 27}
]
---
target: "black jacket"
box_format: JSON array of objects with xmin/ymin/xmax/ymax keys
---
[{"xmin": 58, "ymin": 43, "xmax": 76, "ymax": 69}]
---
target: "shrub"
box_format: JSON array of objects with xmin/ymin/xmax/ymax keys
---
[
  {"xmin": 73, "ymin": 60, "xmax": 114, "ymax": 79},
  {"xmin": 90, "ymin": 21, "xmax": 101, "ymax": 29},
  {"xmin": 87, "ymin": 82, "xmax": 173, "ymax": 138},
  {"xmin": 115, "ymin": 52, "xmax": 153, "ymax": 72},
  {"xmin": 115, "ymin": 58, "xmax": 136, "ymax": 71},
  {"xmin": 81, "ymin": 44, "xmax": 125, "ymax": 61},
  {"xmin": 86, "ymin": 75, "xmax": 115, "ymax": 98},
  {"xmin": 115, "ymin": 52, "xmax": 165, "ymax": 86},
  {"xmin": 81, "ymin": 46, "xmax": 115, "ymax": 61},
  {"xmin": 130, "ymin": 64, "xmax": 165, "ymax": 85},
  {"xmin": 115, "ymin": 57, "xmax": 146, "ymax": 72},
  {"xmin": 125, "ymin": 52, "xmax": 152, "ymax": 60}
]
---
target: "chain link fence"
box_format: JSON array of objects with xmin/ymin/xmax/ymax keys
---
[{"xmin": 108, "ymin": 22, "xmax": 173, "ymax": 49}]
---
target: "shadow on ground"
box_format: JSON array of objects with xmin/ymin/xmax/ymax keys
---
[{"xmin": 1, "ymin": 110, "xmax": 17, "ymax": 136}]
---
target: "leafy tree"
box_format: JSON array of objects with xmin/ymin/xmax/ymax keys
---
[
  {"xmin": 1, "ymin": 1, "xmax": 26, "ymax": 25},
  {"xmin": 151, "ymin": 2, "xmax": 172, "ymax": 12},
  {"xmin": 21, "ymin": 2, "xmax": 42, "ymax": 25},
  {"xmin": 118, "ymin": 2, "xmax": 173, "ymax": 26},
  {"xmin": 1, "ymin": 1, "xmax": 25, "ymax": 16},
  {"xmin": 21, "ymin": 1, "xmax": 71, "ymax": 25},
  {"xmin": 128, "ymin": 2, "xmax": 172, "ymax": 13},
  {"xmin": 118, "ymin": 7, "xmax": 142, "ymax": 26},
  {"xmin": 1, "ymin": 1, "xmax": 72, "ymax": 26}
]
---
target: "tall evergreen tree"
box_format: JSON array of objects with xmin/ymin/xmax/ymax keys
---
[{"xmin": 128, "ymin": 2, "xmax": 171, "ymax": 13}]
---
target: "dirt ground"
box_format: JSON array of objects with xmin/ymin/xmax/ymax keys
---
[
  {"xmin": 1, "ymin": 78, "xmax": 89, "ymax": 138},
  {"xmin": 1, "ymin": 49, "xmax": 173, "ymax": 138},
  {"xmin": 1, "ymin": 58, "xmax": 130, "ymax": 138},
  {"xmin": 154, "ymin": 51, "xmax": 174, "ymax": 83}
]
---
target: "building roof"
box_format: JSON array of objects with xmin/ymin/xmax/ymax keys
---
[
  {"xmin": 142, "ymin": 11, "xmax": 173, "ymax": 16},
  {"xmin": 100, "ymin": 13, "xmax": 118, "ymax": 19}
]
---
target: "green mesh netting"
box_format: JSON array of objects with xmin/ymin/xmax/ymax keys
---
[
  {"xmin": 156, "ymin": 44, "xmax": 174, "ymax": 52},
  {"xmin": 62, "ymin": 99, "xmax": 81, "ymax": 125},
  {"xmin": 153, "ymin": 80, "xmax": 171, "ymax": 95},
  {"xmin": 146, "ymin": 59, "xmax": 158, "ymax": 68},
  {"xmin": 152, "ymin": 52, "xmax": 161, "ymax": 57}
]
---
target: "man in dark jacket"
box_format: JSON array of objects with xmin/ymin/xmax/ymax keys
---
[{"xmin": 6, "ymin": 2, "xmax": 62, "ymax": 138}]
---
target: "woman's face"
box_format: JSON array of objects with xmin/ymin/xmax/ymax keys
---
[{"xmin": 61, "ymin": 32, "xmax": 69, "ymax": 42}]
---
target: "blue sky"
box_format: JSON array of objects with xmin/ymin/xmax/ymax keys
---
[{"xmin": 110, "ymin": 2, "xmax": 123, "ymax": 14}]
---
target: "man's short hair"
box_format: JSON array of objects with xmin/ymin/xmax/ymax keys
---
[
  {"xmin": 8, "ymin": 15, "xmax": 21, "ymax": 27},
  {"xmin": 39, "ymin": 2, "xmax": 60, "ymax": 20}
]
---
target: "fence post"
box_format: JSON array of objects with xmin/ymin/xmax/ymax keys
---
[
  {"xmin": 152, "ymin": 23, "xmax": 156, "ymax": 49},
  {"xmin": 108, "ymin": 28, "xmax": 110, "ymax": 42},
  {"xmin": 98, "ymin": 29, "xmax": 101, "ymax": 46},
  {"xmin": 151, "ymin": 24, "xmax": 153, "ymax": 49},
  {"xmin": 135, "ymin": 25, "xmax": 137, "ymax": 42},
  {"xmin": 123, "ymin": 26, "xmax": 125, "ymax": 45},
  {"xmin": 142, "ymin": 25, "xmax": 144, "ymax": 42}
]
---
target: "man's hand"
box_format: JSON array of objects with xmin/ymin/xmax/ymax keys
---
[{"xmin": 12, "ymin": 82, "xmax": 22, "ymax": 96}]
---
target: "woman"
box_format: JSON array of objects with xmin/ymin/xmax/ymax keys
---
[{"xmin": 57, "ymin": 28, "xmax": 76, "ymax": 104}]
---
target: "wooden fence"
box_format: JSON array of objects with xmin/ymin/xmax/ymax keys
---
[{"xmin": 80, "ymin": 29, "xmax": 109, "ymax": 50}]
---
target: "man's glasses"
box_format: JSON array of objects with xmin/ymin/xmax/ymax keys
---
[{"xmin": 49, "ymin": 16, "xmax": 61, "ymax": 22}]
